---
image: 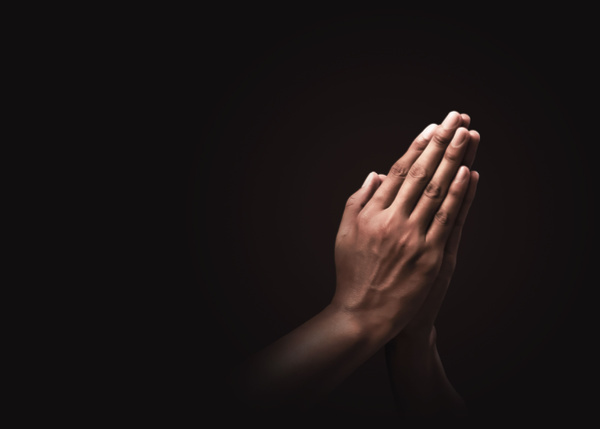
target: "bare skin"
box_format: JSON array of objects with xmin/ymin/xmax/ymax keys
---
[{"xmin": 230, "ymin": 112, "xmax": 480, "ymax": 417}]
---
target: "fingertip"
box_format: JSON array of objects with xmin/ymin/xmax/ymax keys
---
[
  {"xmin": 422, "ymin": 123, "xmax": 437, "ymax": 140},
  {"xmin": 460, "ymin": 113, "xmax": 471, "ymax": 127},
  {"xmin": 454, "ymin": 126, "xmax": 471, "ymax": 143},
  {"xmin": 468, "ymin": 171, "xmax": 480, "ymax": 200},
  {"xmin": 469, "ymin": 130, "xmax": 481, "ymax": 141},
  {"xmin": 442, "ymin": 111, "xmax": 461, "ymax": 129},
  {"xmin": 361, "ymin": 171, "xmax": 377, "ymax": 188},
  {"xmin": 454, "ymin": 165, "xmax": 470, "ymax": 183}
]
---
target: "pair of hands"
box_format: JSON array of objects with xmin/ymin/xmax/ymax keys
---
[
  {"xmin": 230, "ymin": 112, "xmax": 480, "ymax": 416},
  {"xmin": 333, "ymin": 111, "xmax": 480, "ymax": 343}
]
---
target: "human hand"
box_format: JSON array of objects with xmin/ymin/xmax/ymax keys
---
[
  {"xmin": 398, "ymin": 121, "xmax": 480, "ymax": 339},
  {"xmin": 333, "ymin": 112, "xmax": 478, "ymax": 342},
  {"xmin": 401, "ymin": 165, "xmax": 479, "ymax": 340}
]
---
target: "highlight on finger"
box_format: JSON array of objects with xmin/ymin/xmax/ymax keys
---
[
  {"xmin": 426, "ymin": 166, "xmax": 472, "ymax": 243},
  {"xmin": 460, "ymin": 113, "xmax": 471, "ymax": 128},
  {"xmin": 455, "ymin": 170, "xmax": 479, "ymax": 228},
  {"xmin": 442, "ymin": 170, "xmax": 480, "ymax": 258},
  {"xmin": 463, "ymin": 130, "xmax": 480, "ymax": 169}
]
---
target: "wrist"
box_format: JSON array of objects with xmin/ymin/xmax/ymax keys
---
[{"xmin": 325, "ymin": 301, "xmax": 397, "ymax": 349}]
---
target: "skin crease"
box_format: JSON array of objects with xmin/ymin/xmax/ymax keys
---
[{"xmin": 229, "ymin": 112, "xmax": 480, "ymax": 418}]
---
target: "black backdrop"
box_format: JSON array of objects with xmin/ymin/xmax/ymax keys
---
[{"xmin": 154, "ymin": 7, "xmax": 597, "ymax": 421}]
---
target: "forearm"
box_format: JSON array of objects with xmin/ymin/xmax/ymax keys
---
[
  {"xmin": 231, "ymin": 303, "xmax": 391, "ymax": 412},
  {"xmin": 385, "ymin": 327, "xmax": 466, "ymax": 417}
]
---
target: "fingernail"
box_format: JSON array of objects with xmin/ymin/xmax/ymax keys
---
[
  {"xmin": 422, "ymin": 123, "xmax": 437, "ymax": 140},
  {"xmin": 362, "ymin": 171, "xmax": 376, "ymax": 188},
  {"xmin": 455, "ymin": 166, "xmax": 469, "ymax": 182},
  {"xmin": 442, "ymin": 111, "xmax": 461, "ymax": 130}
]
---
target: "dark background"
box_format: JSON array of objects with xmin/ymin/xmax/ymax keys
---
[{"xmin": 155, "ymin": 7, "xmax": 597, "ymax": 421}]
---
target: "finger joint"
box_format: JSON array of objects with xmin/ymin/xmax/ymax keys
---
[
  {"xmin": 408, "ymin": 164, "xmax": 429, "ymax": 183},
  {"xmin": 443, "ymin": 148, "xmax": 461, "ymax": 163},
  {"xmin": 423, "ymin": 181, "xmax": 442, "ymax": 200},
  {"xmin": 434, "ymin": 210, "xmax": 450, "ymax": 225},
  {"xmin": 389, "ymin": 161, "xmax": 409, "ymax": 178},
  {"xmin": 431, "ymin": 131, "xmax": 450, "ymax": 147}
]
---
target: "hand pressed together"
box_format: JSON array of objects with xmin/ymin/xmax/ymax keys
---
[
  {"xmin": 333, "ymin": 111, "xmax": 479, "ymax": 341},
  {"xmin": 230, "ymin": 111, "xmax": 480, "ymax": 417}
]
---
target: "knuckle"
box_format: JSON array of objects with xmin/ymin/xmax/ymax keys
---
[
  {"xmin": 389, "ymin": 160, "xmax": 409, "ymax": 178},
  {"xmin": 431, "ymin": 131, "xmax": 449, "ymax": 147},
  {"xmin": 345, "ymin": 194, "xmax": 358, "ymax": 208},
  {"xmin": 443, "ymin": 148, "xmax": 461, "ymax": 163},
  {"xmin": 376, "ymin": 216, "xmax": 395, "ymax": 237},
  {"xmin": 356, "ymin": 209, "xmax": 371, "ymax": 225},
  {"xmin": 408, "ymin": 164, "xmax": 429, "ymax": 183},
  {"xmin": 447, "ymin": 182, "xmax": 463, "ymax": 198},
  {"xmin": 398, "ymin": 230, "xmax": 425, "ymax": 255},
  {"xmin": 358, "ymin": 212, "xmax": 388, "ymax": 237},
  {"xmin": 413, "ymin": 135, "xmax": 429, "ymax": 151},
  {"xmin": 434, "ymin": 210, "xmax": 450, "ymax": 225},
  {"xmin": 423, "ymin": 181, "xmax": 442, "ymax": 200},
  {"xmin": 415, "ymin": 249, "xmax": 442, "ymax": 275}
]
